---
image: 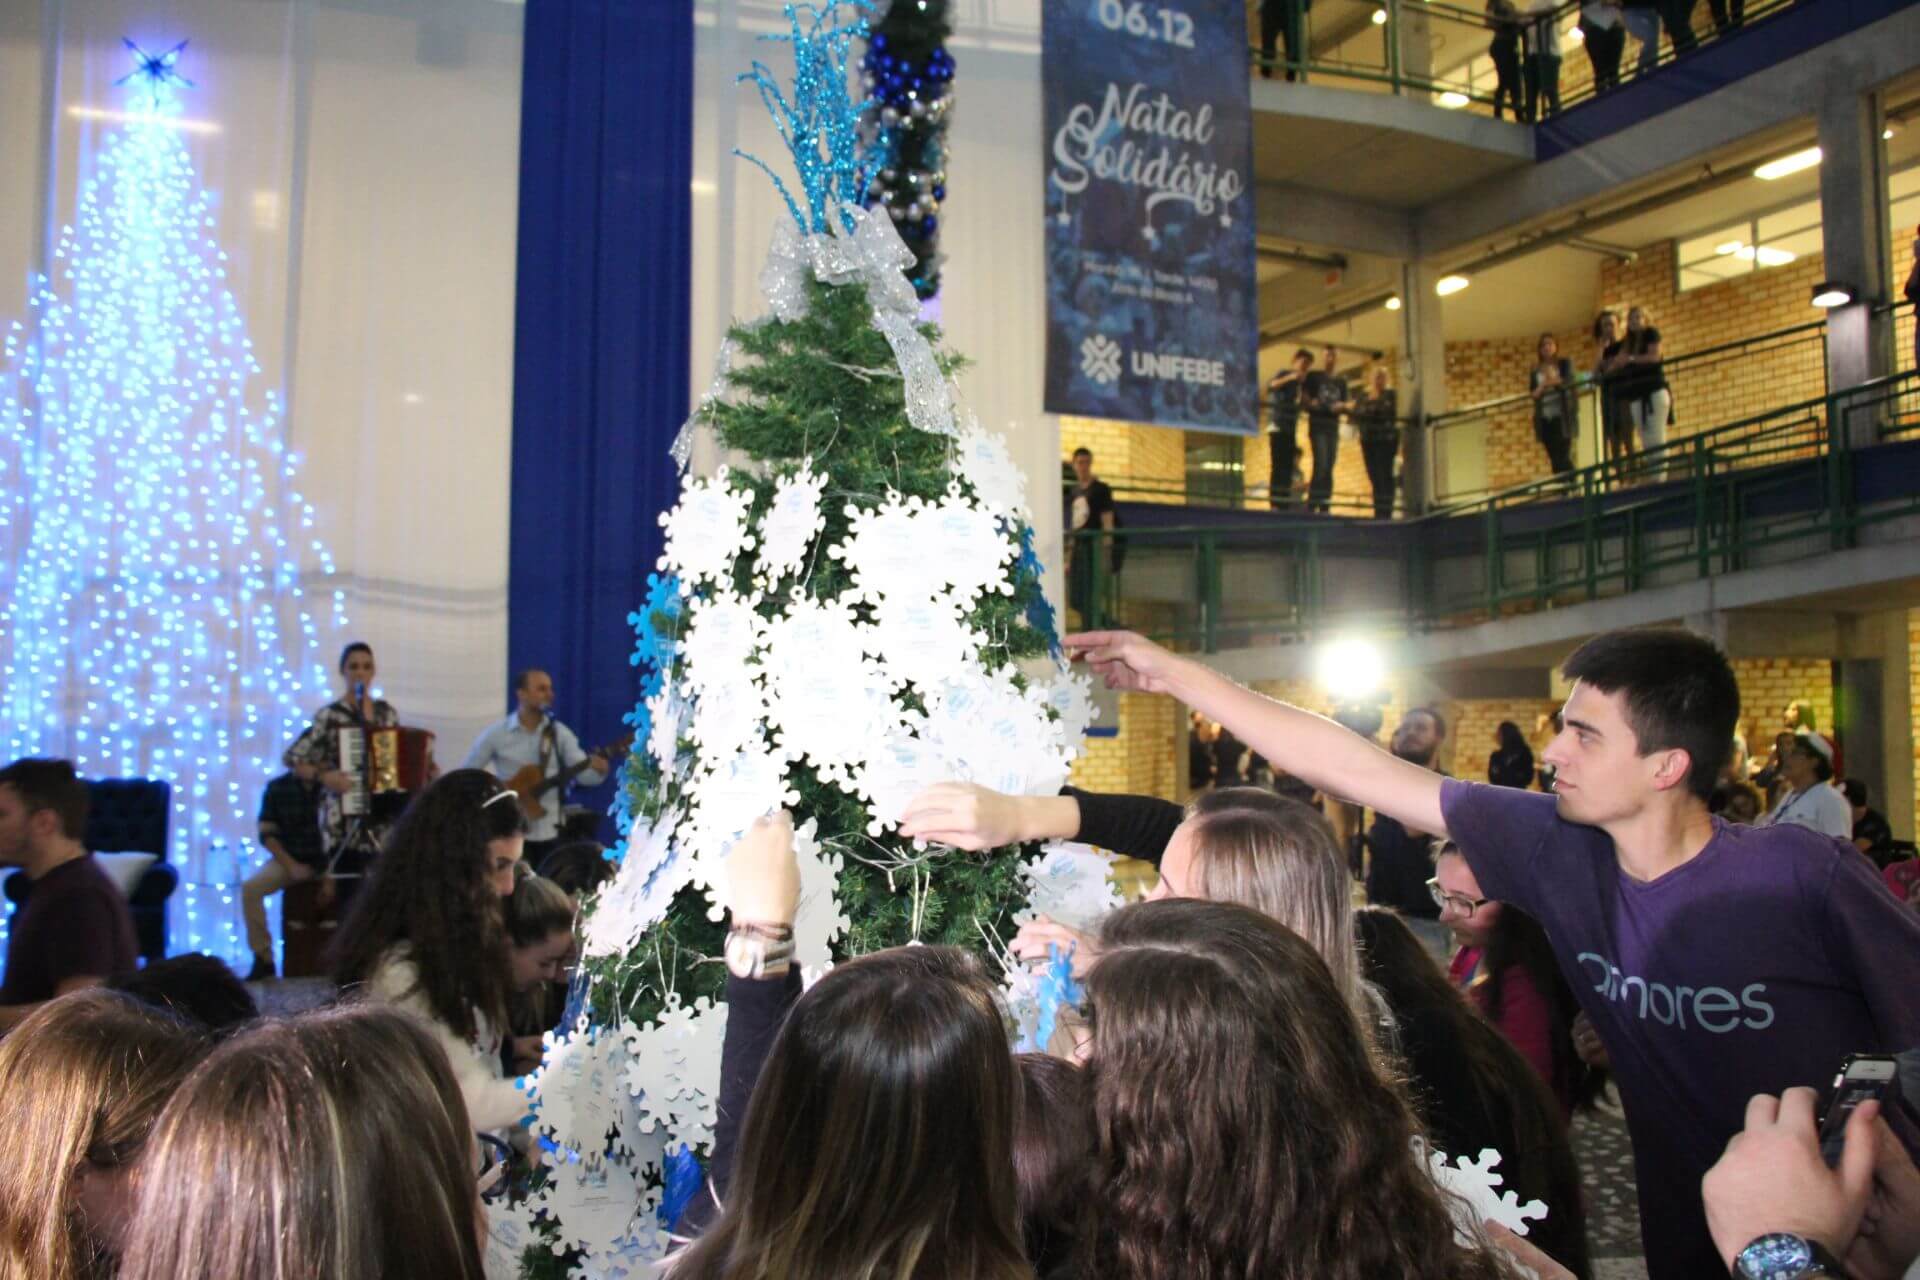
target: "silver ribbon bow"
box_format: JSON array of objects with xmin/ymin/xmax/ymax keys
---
[{"xmin": 757, "ymin": 204, "xmax": 957, "ymax": 440}]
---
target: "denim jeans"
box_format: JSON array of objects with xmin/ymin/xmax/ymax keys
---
[
  {"xmin": 1307, "ymin": 417, "xmax": 1340, "ymax": 512},
  {"xmin": 1622, "ymin": 5, "xmax": 1662, "ymax": 73}
]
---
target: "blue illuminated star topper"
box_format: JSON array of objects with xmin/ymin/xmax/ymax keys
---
[
  {"xmin": 114, "ymin": 38, "xmax": 194, "ymax": 106},
  {"xmin": 736, "ymin": 3, "xmax": 879, "ymax": 235}
]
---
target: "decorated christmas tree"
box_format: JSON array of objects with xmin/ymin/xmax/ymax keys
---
[
  {"xmin": 494, "ymin": 6, "xmax": 1112, "ymax": 1275},
  {"xmin": 0, "ymin": 41, "xmax": 345, "ymax": 963}
]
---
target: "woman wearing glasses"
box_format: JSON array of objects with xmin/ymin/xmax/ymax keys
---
[{"xmin": 1432, "ymin": 845, "xmax": 1602, "ymax": 1116}]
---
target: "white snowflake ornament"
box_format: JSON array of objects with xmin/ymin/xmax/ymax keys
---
[
  {"xmin": 920, "ymin": 670, "xmax": 1072, "ymax": 800},
  {"xmin": 686, "ymin": 680, "xmax": 772, "ymax": 765},
  {"xmin": 847, "ymin": 726, "xmax": 949, "ymax": 838},
  {"xmin": 482, "ymin": 1191, "xmax": 542, "ymax": 1280},
  {"xmin": 1422, "ymin": 1144, "xmax": 1548, "ymax": 1242},
  {"xmin": 1039, "ymin": 668, "xmax": 1097, "ymax": 752},
  {"xmin": 658, "ymin": 467, "xmax": 756, "ymax": 589},
  {"xmin": 623, "ymin": 994, "xmax": 730, "ymax": 1151},
  {"xmin": 760, "ymin": 598, "xmax": 903, "ymax": 782},
  {"xmin": 683, "ymin": 735, "xmax": 800, "ymax": 919},
  {"xmin": 584, "ymin": 812, "xmax": 689, "ymax": 959},
  {"xmin": 1018, "ymin": 840, "xmax": 1123, "ymax": 930},
  {"xmin": 863, "ymin": 593, "xmax": 984, "ymax": 690},
  {"xmin": 828, "ymin": 492, "xmax": 938, "ymax": 604},
  {"xmin": 678, "ymin": 589, "xmax": 765, "ymax": 694},
  {"xmin": 791, "ymin": 817, "xmax": 850, "ymax": 967},
  {"xmin": 954, "ymin": 417, "xmax": 1029, "ymax": 516},
  {"xmin": 535, "ymin": 1154, "xmax": 646, "ymax": 1263},
  {"xmin": 646, "ymin": 687, "xmax": 688, "ymax": 774},
  {"xmin": 921, "ymin": 490, "xmax": 1019, "ymax": 606},
  {"xmin": 755, "ymin": 458, "xmax": 828, "ymax": 586},
  {"xmin": 525, "ymin": 1017, "xmax": 623, "ymax": 1158}
]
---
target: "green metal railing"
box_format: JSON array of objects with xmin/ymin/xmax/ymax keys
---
[
  {"xmin": 1066, "ymin": 369, "xmax": 1920, "ymax": 651},
  {"xmin": 1251, "ymin": 0, "xmax": 1808, "ymax": 122}
]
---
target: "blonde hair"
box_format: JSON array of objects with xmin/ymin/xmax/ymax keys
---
[
  {"xmin": 1182, "ymin": 789, "xmax": 1369, "ymax": 1026},
  {"xmin": 0, "ymin": 989, "xmax": 204, "ymax": 1280},
  {"xmin": 118, "ymin": 1003, "xmax": 484, "ymax": 1280}
]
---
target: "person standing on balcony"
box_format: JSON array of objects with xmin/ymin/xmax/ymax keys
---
[
  {"xmin": 1656, "ymin": 0, "xmax": 1697, "ymax": 57},
  {"xmin": 1705, "ymin": 0, "xmax": 1744, "ymax": 33},
  {"xmin": 1258, "ymin": 0, "xmax": 1311, "ymax": 81},
  {"xmin": 1522, "ymin": 0, "xmax": 1563, "ymax": 118},
  {"xmin": 1579, "ymin": 0, "xmax": 1627, "ymax": 94},
  {"xmin": 1265, "ymin": 348, "xmax": 1313, "ymax": 511},
  {"xmin": 1487, "ymin": 0, "xmax": 1527, "ymax": 121},
  {"xmin": 1305, "ymin": 345, "xmax": 1348, "ymax": 514},
  {"xmin": 1617, "ymin": 307, "xmax": 1672, "ymax": 463},
  {"xmin": 1904, "ymin": 224, "xmax": 1919, "ymax": 370},
  {"xmin": 1591, "ymin": 311, "xmax": 1634, "ymax": 468},
  {"xmin": 1531, "ymin": 333, "xmax": 1579, "ymax": 476},
  {"xmin": 1352, "ymin": 365, "xmax": 1400, "ymax": 518},
  {"xmin": 1065, "ymin": 447, "xmax": 1117, "ymax": 627},
  {"xmin": 1620, "ymin": 0, "xmax": 1663, "ymax": 77}
]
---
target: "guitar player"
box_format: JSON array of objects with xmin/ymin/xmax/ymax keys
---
[{"xmin": 462, "ymin": 669, "xmax": 609, "ymax": 866}]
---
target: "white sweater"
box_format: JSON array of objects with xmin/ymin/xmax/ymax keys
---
[{"xmin": 366, "ymin": 945, "xmax": 527, "ymax": 1131}]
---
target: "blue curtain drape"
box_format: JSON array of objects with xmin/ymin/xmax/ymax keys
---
[{"xmin": 508, "ymin": 0, "xmax": 692, "ymax": 838}]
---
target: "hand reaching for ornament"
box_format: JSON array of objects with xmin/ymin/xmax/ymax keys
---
[
  {"xmin": 723, "ymin": 811, "xmax": 799, "ymax": 929},
  {"xmin": 898, "ymin": 783, "xmax": 1081, "ymax": 851},
  {"xmin": 1011, "ymin": 915, "xmax": 1096, "ymax": 978},
  {"xmin": 1064, "ymin": 630, "xmax": 1189, "ymax": 696}
]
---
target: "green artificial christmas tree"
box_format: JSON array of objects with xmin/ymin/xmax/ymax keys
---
[{"xmin": 496, "ymin": 7, "xmax": 1105, "ymax": 1275}]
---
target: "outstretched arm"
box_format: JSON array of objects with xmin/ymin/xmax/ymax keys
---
[{"xmin": 1065, "ymin": 630, "xmax": 1448, "ymax": 837}]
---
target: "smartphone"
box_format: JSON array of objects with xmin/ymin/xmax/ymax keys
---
[{"xmin": 1819, "ymin": 1054, "xmax": 1901, "ymax": 1167}]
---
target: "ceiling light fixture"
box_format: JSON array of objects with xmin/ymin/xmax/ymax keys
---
[
  {"xmin": 1435, "ymin": 274, "xmax": 1470, "ymax": 296},
  {"xmin": 1810, "ymin": 281, "xmax": 1855, "ymax": 308},
  {"xmin": 1752, "ymin": 147, "xmax": 1822, "ymax": 181}
]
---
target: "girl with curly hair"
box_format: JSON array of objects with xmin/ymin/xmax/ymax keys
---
[{"xmin": 331, "ymin": 768, "xmax": 528, "ymax": 1129}]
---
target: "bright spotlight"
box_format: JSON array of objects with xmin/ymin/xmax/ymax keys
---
[{"xmin": 1315, "ymin": 636, "xmax": 1386, "ymax": 701}]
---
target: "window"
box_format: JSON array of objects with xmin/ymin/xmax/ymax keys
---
[{"xmin": 1677, "ymin": 162, "xmax": 1919, "ymax": 292}]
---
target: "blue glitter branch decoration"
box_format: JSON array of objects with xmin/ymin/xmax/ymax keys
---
[{"xmin": 736, "ymin": 3, "xmax": 882, "ymax": 235}]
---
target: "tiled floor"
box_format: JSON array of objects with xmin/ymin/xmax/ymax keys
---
[{"xmin": 1572, "ymin": 1090, "xmax": 1649, "ymax": 1280}]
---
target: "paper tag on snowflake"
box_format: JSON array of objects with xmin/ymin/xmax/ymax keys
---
[
  {"xmin": 624, "ymin": 994, "xmax": 729, "ymax": 1151},
  {"xmin": 791, "ymin": 817, "xmax": 850, "ymax": 967},
  {"xmin": 755, "ymin": 459, "xmax": 828, "ymax": 586},
  {"xmin": 657, "ymin": 467, "xmax": 756, "ymax": 589},
  {"xmin": 684, "ymin": 739, "xmax": 801, "ymax": 919},
  {"xmin": 955, "ymin": 418, "xmax": 1029, "ymax": 516},
  {"xmin": 847, "ymin": 727, "xmax": 948, "ymax": 838},
  {"xmin": 584, "ymin": 812, "xmax": 690, "ymax": 959},
  {"xmin": 1019, "ymin": 841, "xmax": 1122, "ymax": 930},
  {"xmin": 1422, "ymin": 1143, "xmax": 1548, "ymax": 1242},
  {"xmin": 482, "ymin": 1191, "xmax": 542, "ymax": 1280},
  {"xmin": 679, "ymin": 590, "xmax": 764, "ymax": 693},
  {"xmin": 537, "ymin": 1155, "xmax": 645, "ymax": 1261},
  {"xmin": 828, "ymin": 492, "xmax": 938, "ymax": 604},
  {"xmin": 864, "ymin": 594, "xmax": 983, "ymax": 690},
  {"xmin": 921, "ymin": 492, "xmax": 1018, "ymax": 605}
]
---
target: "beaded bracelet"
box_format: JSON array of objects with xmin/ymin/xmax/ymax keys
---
[{"xmin": 725, "ymin": 921, "xmax": 795, "ymax": 980}]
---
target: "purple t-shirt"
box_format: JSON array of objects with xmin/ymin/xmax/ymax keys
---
[
  {"xmin": 0, "ymin": 855, "xmax": 139, "ymax": 1006},
  {"xmin": 1441, "ymin": 779, "xmax": 1920, "ymax": 1280}
]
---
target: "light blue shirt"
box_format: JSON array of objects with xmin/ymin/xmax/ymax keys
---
[{"xmin": 462, "ymin": 714, "xmax": 606, "ymax": 842}]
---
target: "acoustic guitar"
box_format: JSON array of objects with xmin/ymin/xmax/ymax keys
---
[{"xmin": 505, "ymin": 733, "xmax": 634, "ymax": 821}]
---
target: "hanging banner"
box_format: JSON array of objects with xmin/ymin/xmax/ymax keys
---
[{"xmin": 1042, "ymin": 0, "xmax": 1258, "ymax": 434}]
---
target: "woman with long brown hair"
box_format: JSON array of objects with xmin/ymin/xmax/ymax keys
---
[
  {"xmin": 117, "ymin": 1004, "xmax": 486, "ymax": 1280},
  {"xmin": 670, "ymin": 814, "xmax": 1031, "ymax": 1280},
  {"xmin": 0, "ymin": 990, "xmax": 204, "ymax": 1280},
  {"xmin": 1083, "ymin": 898, "xmax": 1517, "ymax": 1280},
  {"xmin": 331, "ymin": 767, "xmax": 529, "ymax": 1130}
]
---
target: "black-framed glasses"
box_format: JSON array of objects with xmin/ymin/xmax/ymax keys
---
[
  {"xmin": 1426, "ymin": 877, "xmax": 1490, "ymax": 917},
  {"xmin": 475, "ymin": 1131, "xmax": 512, "ymax": 1203}
]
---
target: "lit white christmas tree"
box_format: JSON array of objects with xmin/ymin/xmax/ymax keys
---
[{"xmin": 0, "ymin": 41, "xmax": 345, "ymax": 962}]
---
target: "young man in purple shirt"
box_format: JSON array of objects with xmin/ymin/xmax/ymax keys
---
[
  {"xmin": 1065, "ymin": 626, "xmax": 1920, "ymax": 1280},
  {"xmin": 0, "ymin": 759, "xmax": 139, "ymax": 1034}
]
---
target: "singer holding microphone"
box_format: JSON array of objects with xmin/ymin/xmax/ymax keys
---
[
  {"xmin": 283, "ymin": 642, "xmax": 402, "ymax": 857},
  {"xmin": 462, "ymin": 669, "xmax": 607, "ymax": 867}
]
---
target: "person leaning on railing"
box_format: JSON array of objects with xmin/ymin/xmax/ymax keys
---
[
  {"xmin": 1530, "ymin": 333, "xmax": 1578, "ymax": 476},
  {"xmin": 1592, "ymin": 310, "xmax": 1635, "ymax": 466}
]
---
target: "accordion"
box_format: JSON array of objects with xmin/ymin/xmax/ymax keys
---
[{"xmin": 338, "ymin": 726, "xmax": 436, "ymax": 817}]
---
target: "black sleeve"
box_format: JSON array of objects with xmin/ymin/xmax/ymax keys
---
[
  {"xmin": 675, "ymin": 967, "xmax": 803, "ymax": 1235},
  {"xmin": 1062, "ymin": 786, "xmax": 1184, "ymax": 866},
  {"xmin": 1087, "ymin": 481, "xmax": 1116, "ymax": 520}
]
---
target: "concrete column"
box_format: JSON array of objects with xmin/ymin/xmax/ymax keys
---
[
  {"xmin": 1838, "ymin": 611, "xmax": 1914, "ymax": 839},
  {"xmin": 1683, "ymin": 609, "xmax": 1731, "ymax": 650},
  {"xmin": 1393, "ymin": 0, "xmax": 1437, "ymax": 89},
  {"xmin": 1399, "ymin": 260, "xmax": 1447, "ymax": 515},
  {"xmin": 1815, "ymin": 86, "xmax": 1893, "ymax": 437}
]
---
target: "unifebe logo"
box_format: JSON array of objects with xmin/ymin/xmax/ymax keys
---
[{"xmin": 1080, "ymin": 334, "xmax": 1122, "ymax": 385}]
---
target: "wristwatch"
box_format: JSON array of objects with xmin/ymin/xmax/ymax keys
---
[{"xmin": 1733, "ymin": 1233, "xmax": 1847, "ymax": 1279}]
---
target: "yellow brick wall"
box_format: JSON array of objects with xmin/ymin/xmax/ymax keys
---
[
  {"xmin": 1442, "ymin": 328, "xmax": 1593, "ymax": 494},
  {"xmin": 1059, "ymin": 417, "xmax": 1186, "ymax": 495},
  {"xmin": 1067, "ymin": 692, "xmax": 1181, "ymax": 803},
  {"xmin": 1435, "ymin": 698, "xmax": 1563, "ymax": 782},
  {"xmin": 1911, "ymin": 609, "xmax": 1920, "ymax": 810}
]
